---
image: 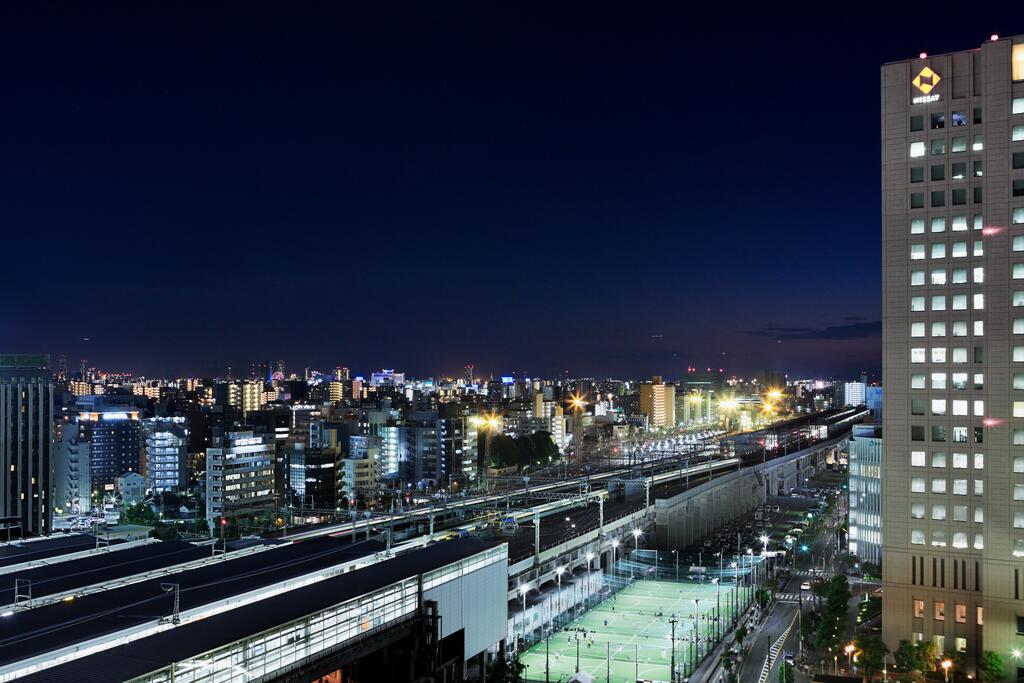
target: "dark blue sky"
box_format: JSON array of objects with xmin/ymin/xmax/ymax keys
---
[{"xmin": 2, "ymin": 4, "xmax": 1021, "ymax": 380}]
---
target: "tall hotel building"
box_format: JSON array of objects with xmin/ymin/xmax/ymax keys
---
[
  {"xmin": 883, "ymin": 37, "xmax": 1024, "ymax": 676},
  {"xmin": 0, "ymin": 355, "xmax": 54, "ymax": 536}
]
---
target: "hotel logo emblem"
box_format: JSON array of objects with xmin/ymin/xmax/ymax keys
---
[{"xmin": 912, "ymin": 66, "xmax": 940, "ymax": 94}]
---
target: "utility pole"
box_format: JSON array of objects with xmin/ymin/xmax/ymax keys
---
[{"xmin": 669, "ymin": 617, "xmax": 678, "ymax": 683}]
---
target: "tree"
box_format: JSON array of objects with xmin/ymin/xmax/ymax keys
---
[
  {"xmin": 854, "ymin": 633, "xmax": 889, "ymax": 680},
  {"xmin": 913, "ymin": 640, "xmax": 938, "ymax": 672},
  {"xmin": 978, "ymin": 650, "xmax": 1004, "ymax": 683},
  {"xmin": 735, "ymin": 625, "xmax": 748, "ymax": 651},
  {"xmin": 486, "ymin": 656, "xmax": 525, "ymax": 683},
  {"xmin": 778, "ymin": 662, "xmax": 795, "ymax": 683},
  {"xmin": 894, "ymin": 640, "xmax": 920, "ymax": 673}
]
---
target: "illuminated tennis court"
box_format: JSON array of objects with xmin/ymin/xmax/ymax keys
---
[{"xmin": 519, "ymin": 579, "xmax": 739, "ymax": 683}]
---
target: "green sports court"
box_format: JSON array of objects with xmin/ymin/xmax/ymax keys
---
[{"xmin": 519, "ymin": 579, "xmax": 740, "ymax": 683}]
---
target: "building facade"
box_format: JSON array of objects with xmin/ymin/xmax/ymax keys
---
[
  {"xmin": 882, "ymin": 37, "xmax": 1024, "ymax": 676},
  {"xmin": 142, "ymin": 417, "xmax": 188, "ymax": 493},
  {"xmin": 0, "ymin": 355, "xmax": 54, "ymax": 536},
  {"xmin": 639, "ymin": 377, "xmax": 676, "ymax": 429},
  {"xmin": 849, "ymin": 423, "xmax": 883, "ymax": 565},
  {"xmin": 205, "ymin": 430, "xmax": 275, "ymax": 528}
]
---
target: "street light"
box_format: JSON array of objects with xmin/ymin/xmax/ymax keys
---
[
  {"xmin": 845, "ymin": 643, "xmax": 855, "ymax": 671},
  {"xmin": 611, "ymin": 539, "xmax": 620, "ymax": 578},
  {"xmin": 941, "ymin": 658, "xmax": 952, "ymax": 683}
]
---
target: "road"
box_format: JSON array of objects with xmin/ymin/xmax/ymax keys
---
[{"xmin": 739, "ymin": 600, "xmax": 799, "ymax": 683}]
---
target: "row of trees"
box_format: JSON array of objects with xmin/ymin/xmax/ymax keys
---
[
  {"xmin": 488, "ymin": 431, "xmax": 560, "ymax": 470},
  {"xmin": 889, "ymin": 640, "xmax": 1003, "ymax": 682}
]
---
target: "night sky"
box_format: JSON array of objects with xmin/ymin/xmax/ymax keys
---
[{"xmin": 3, "ymin": 4, "xmax": 1022, "ymax": 380}]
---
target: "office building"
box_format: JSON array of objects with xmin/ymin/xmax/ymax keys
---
[
  {"xmin": 882, "ymin": 36, "xmax": 1024, "ymax": 675},
  {"xmin": 849, "ymin": 422, "xmax": 884, "ymax": 565},
  {"xmin": 142, "ymin": 417, "xmax": 188, "ymax": 493},
  {"xmin": 205, "ymin": 430, "xmax": 275, "ymax": 528},
  {"xmin": 68, "ymin": 398, "xmax": 143, "ymax": 498},
  {"xmin": 639, "ymin": 376, "xmax": 675, "ymax": 428},
  {"xmin": 0, "ymin": 355, "xmax": 54, "ymax": 536}
]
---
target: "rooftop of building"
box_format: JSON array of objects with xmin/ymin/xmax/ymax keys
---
[{"xmin": 16, "ymin": 537, "xmax": 505, "ymax": 683}]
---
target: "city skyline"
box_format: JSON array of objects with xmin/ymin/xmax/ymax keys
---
[{"xmin": 16, "ymin": 6, "xmax": 1024, "ymax": 378}]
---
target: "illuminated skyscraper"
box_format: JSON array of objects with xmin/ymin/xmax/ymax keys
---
[
  {"xmin": 882, "ymin": 36, "xmax": 1024, "ymax": 676},
  {"xmin": 639, "ymin": 376, "xmax": 675, "ymax": 428},
  {"xmin": 0, "ymin": 355, "xmax": 53, "ymax": 536}
]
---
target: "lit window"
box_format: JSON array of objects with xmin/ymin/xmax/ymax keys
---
[
  {"xmin": 911, "ymin": 348, "xmax": 926, "ymax": 363},
  {"xmin": 951, "ymin": 372, "xmax": 967, "ymax": 388},
  {"xmin": 910, "ymin": 141, "xmax": 926, "ymax": 158},
  {"xmin": 933, "ymin": 139, "xmax": 946, "ymax": 155},
  {"xmin": 1015, "ymin": 208, "xmax": 1024, "ymax": 225},
  {"xmin": 932, "ymin": 531, "xmax": 947, "ymax": 547},
  {"xmin": 932, "ymin": 295, "xmax": 946, "ymax": 311},
  {"xmin": 931, "ymin": 399, "xmax": 947, "ymax": 415},
  {"xmin": 911, "ymin": 529, "xmax": 925, "ymax": 545},
  {"xmin": 932, "ymin": 347, "xmax": 946, "ymax": 363},
  {"xmin": 911, "ymin": 503, "xmax": 925, "ymax": 518},
  {"xmin": 1013, "ymin": 124, "xmax": 1024, "ymax": 142},
  {"xmin": 952, "ymin": 294, "xmax": 967, "ymax": 310},
  {"xmin": 1014, "ymin": 455, "xmax": 1024, "ymax": 473},
  {"xmin": 911, "ymin": 477, "xmax": 926, "ymax": 493},
  {"xmin": 911, "ymin": 374, "xmax": 926, "ymax": 389},
  {"xmin": 1015, "ymin": 45, "xmax": 1024, "ymax": 82},
  {"xmin": 952, "ymin": 400, "xmax": 968, "ymax": 416},
  {"xmin": 932, "ymin": 504, "xmax": 946, "ymax": 520},
  {"xmin": 1016, "ymin": 347, "xmax": 1024, "ymax": 362},
  {"xmin": 975, "ymin": 480, "xmax": 984, "ymax": 496},
  {"xmin": 911, "ymin": 450, "xmax": 926, "ymax": 466},
  {"xmin": 1016, "ymin": 97, "xmax": 1024, "ymax": 114},
  {"xmin": 932, "ymin": 321, "xmax": 946, "ymax": 337},
  {"xmin": 952, "ymin": 215, "xmax": 967, "ymax": 231},
  {"xmin": 914, "ymin": 599, "xmax": 925, "ymax": 618},
  {"xmin": 911, "ymin": 322, "xmax": 925, "ymax": 337},
  {"xmin": 952, "ymin": 111, "xmax": 967, "ymax": 127},
  {"xmin": 974, "ymin": 534, "xmax": 984, "ymax": 550},
  {"xmin": 950, "ymin": 478, "xmax": 965, "ymax": 495},
  {"xmin": 974, "ymin": 453, "xmax": 984, "ymax": 469},
  {"xmin": 973, "ymin": 293, "xmax": 984, "ymax": 310},
  {"xmin": 973, "ymin": 214, "xmax": 983, "ymax": 230},
  {"xmin": 954, "ymin": 505, "xmax": 968, "ymax": 521},
  {"xmin": 1015, "ymin": 401, "xmax": 1024, "ymax": 418},
  {"xmin": 911, "ymin": 296, "xmax": 925, "ymax": 311},
  {"xmin": 932, "ymin": 372, "xmax": 947, "ymax": 389},
  {"xmin": 951, "ymin": 136, "xmax": 967, "ymax": 153},
  {"xmin": 953, "ymin": 532, "xmax": 968, "ymax": 549},
  {"xmin": 951, "ymin": 241, "xmax": 967, "ymax": 258},
  {"xmin": 972, "ymin": 135, "xmax": 983, "ymax": 151},
  {"xmin": 911, "ymin": 217, "xmax": 925, "ymax": 234},
  {"xmin": 974, "ymin": 239, "xmax": 984, "ymax": 256},
  {"xmin": 975, "ymin": 507, "xmax": 984, "ymax": 523},
  {"xmin": 931, "ymin": 113, "xmax": 945, "ymax": 129},
  {"xmin": 911, "ymin": 270, "xmax": 925, "ymax": 286},
  {"xmin": 932, "ymin": 243, "xmax": 946, "ymax": 259},
  {"xmin": 932, "ymin": 269, "xmax": 947, "ymax": 285},
  {"xmin": 1014, "ymin": 512, "xmax": 1024, "ymax": 529},
  {"xmin": 933, "ymin": 478, "xmax": 947, "ymax": 494},
  {"xmin": 911, "ymin": 244, "xmax": 925, "ymax": 260},
  {"xmin": 931, "ymin": 217, "xmax": 946, "ymax": 232},
  {"xmin": 973, "ymin": 267, "xmax": 984, "ymax": 283}
]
